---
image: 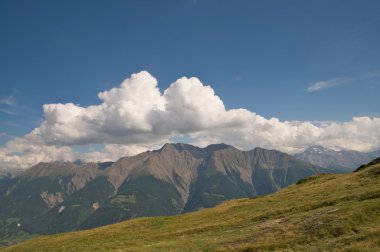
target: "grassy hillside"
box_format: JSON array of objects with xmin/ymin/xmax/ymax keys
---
[{"xmin": 1, "ymin": 160, "xmax": 379, "ymax": 251}]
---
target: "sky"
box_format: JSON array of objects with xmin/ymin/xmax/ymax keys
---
[{"xmin": 1, "ymin": 0, "xmax": 380, "ymax": 170}]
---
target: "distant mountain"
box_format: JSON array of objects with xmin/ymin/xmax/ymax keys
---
[
  {"xmin": 0, "ymin": 170, "xmax": 12, "ymax": 185},
  {"xmin": 0, "ymin": 143, "xmax": 326, "ymax": 245},
  {"xmin": 4, "ymin": 156, "xmax": 379, "ymax": 251},
  {"xmin": 369, "ymin": 149, "xmax": 380, "ymax": 158},
  {"xmin": 0, "ymin": 168, "xmax": 22, "ymax": 187},
  {"xmin": 294, "ymin": 145, "xmax": 380, "ymax": 172}
]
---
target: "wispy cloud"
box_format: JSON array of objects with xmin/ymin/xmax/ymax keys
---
[
  {"xmin": 307, "ymin": 77, "xmax": 344, "ymax": 92},
  {"xmin": 3, "ymin": 121, "xmax": 21, "ymax": 127},
  {"xmin": 0, "ymin": 95, "xmax": 19, "ymax": 115},
  {"xmin": 0, "ymin": 96, "xmax": 17, "ymax": 107},
  {"xmin": 307, "ymin": 71, "xmax": 380, "ymax": 92},
  {"xmin": 0, "ymin": 108, "xmax": 19, "ymax": 115}
]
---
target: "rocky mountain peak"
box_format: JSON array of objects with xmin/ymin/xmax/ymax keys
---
[
  {"xmin": 204, "ymin": 143, "xmax": 235, "ymax": 152},
  {"xmin": 160, "ymin": 143, "xmax": 177, "ymax": 151}
]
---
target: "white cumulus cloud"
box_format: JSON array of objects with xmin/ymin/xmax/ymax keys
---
[{"xmin": 0, "ymin": 71, "xmax": 379, "ymax": 170}]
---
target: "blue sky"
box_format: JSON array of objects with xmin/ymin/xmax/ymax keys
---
[{"xmin": 1, "ymin": 0, "xmax": 380, "ymax": 168}]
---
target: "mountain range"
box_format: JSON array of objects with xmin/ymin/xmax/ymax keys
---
[
  {"xmin": 294, "ymin": 145, "xmax": 380, "ymax": 172},
  {"xmin": 2, "ymin": 156, "xmax": 379, "ymax": 251},
  {"xmin": 0, "ymin": 143, "xmax": 326, "ymax": 245}
]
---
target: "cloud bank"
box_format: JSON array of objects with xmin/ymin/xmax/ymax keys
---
[{"xmin": 1, "ymin": 71, "xmax": 380, "ymax": 170}]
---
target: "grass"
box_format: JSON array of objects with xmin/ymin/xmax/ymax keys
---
[{"xmin": 1, "ymin": 161, "xmax": 379, "ymax": 251}]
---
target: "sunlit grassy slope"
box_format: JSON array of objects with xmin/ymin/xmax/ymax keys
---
[{"xmin": 1, "ymin": 160, "xmax": 379, "ymax": 251}]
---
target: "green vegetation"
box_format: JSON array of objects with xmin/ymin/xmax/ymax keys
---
[
  {"xmin": 0, "ymin": 218, "xmax": 38, "ymax": 246},
  {"xmin": 1, "ymin": 160, "xmax": 379, "ymax": 251}
]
